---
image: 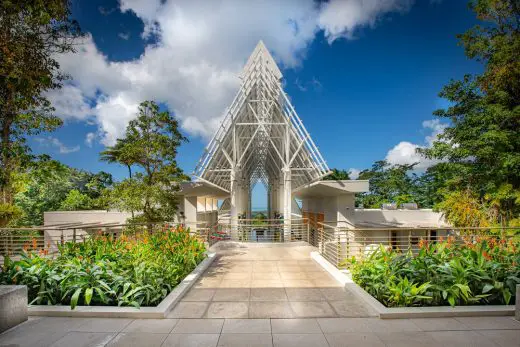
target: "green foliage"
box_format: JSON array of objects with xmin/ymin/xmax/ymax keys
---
[
  {"xmin": 347, "ymin": 237, "xmax": 520, "ymax": 307},
  {"xmin": 324, "ymin": 169, "xmax": 350, "ymax": 180},
  {"xmin": 0, "ymin": 225, "xmax": 206, "ymax": 308},
  {"xmin": 0, "ymin": 0, "xmax": 82, "ymax": 223},
  {"xmin": 356, "ymin": 160, "xmax": 424, "ymax": 208},
  {"xmin": 59, "ymin": 190, "xmax": 93, "ymax": 211},
  {"xmin": 14, "ymin": 155, "xmax": 113, "ymax": 226},
  {"xmin": 419, "ymin": 0, "xmax": 520, "ymax": 226},
  {"xmin": 102, "ymin": 101, "xmax": 189, "ymax": 223}
]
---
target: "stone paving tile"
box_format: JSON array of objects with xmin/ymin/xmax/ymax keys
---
[
  {"xmin": 375, "ymin": 331, "xmax": 438, "ymax": 347},
  {"xmin": 282, "ymin": 279, "xmax": 315, "ymax": 288},
  {"xmin": 182, "ymin": 288, "xmax": 217, "ymax": 301},
  {"xmin": 317, "ymin": 318, "xmax": 372, "ymax": 333},
  {"xmin": 162, "ymin": 333, "xmax": 220, "ymax": 347},
  {"xmin": 195, "ymin": 278, "xmax": 223, "ymax": 289},
  {"xmin": 49, "ymin": 331, "xmax": 116, "ymax": 347},
  {"xmin": 454, "ymin": 316, "xmax": 520, "ymax": 330},
  {"xmin": 427, "ymin": 330, "xmax": 501, "ymax": 347},
  {"xmin": 0, "ymin": 329, "xmax": 68, "ymax": 347},
  {"xmin": 273, "ymin": 333, "xmax": 328, "ymax": 347},
  {"xmin": 172, "ymin": 319, "xmax": 224, "ymax": 334},
  {"xmin": 319, "ymin": 288, "xmax": 350, "ymax": 301},
  {"xmin": 289, "ymin": 301, "xmax": 337, "ymax": 318},
  {"xmin": 123, "ymin": 319, "xmax": 178, "ymax": 334},
  {"xmin": 206, "ymin": 302, "xmax": 249, "ymax": 318},
  {"xmin": 477, "ymin": 329, "xmax": 520, "ymax": 347},
  {"xmin": 325, "ymin": 332, "xmax": 386, "ymax": 347},
  {"xmin": 311, "ymin": 279, "xmax": 343, "ymax": 287},
  {"xmin": 252, "ymin": 272, "xmax": 282, "ymax": 280},
  {"xmin": 223, "ymin": 272, "xmax": 252, "ymax": 280},
  {"xmin": 279, "ymin": 272, "xmax": 308, "ymax": 280},
  {"xmin": 219, "ymin": 279, "xmax": 252, "ymax": 288},
  {"xmin": 410, "ymin": 317, "xmax": 472, "ymax": 331},
  {"xmin": 270, "ymin": 318, "xmax": 322, "ymax": 334},
  {"xmin": 249, "ymin": 302, "xmax": 295, "ymax": 318},
  {"xmin": 285, "ymin": 288, "xmax": 326, "ymax": 301},
  {"xmin": 251, "ymin": 280, "xmax": 284, "ymax": 288},
  {"xmin": 277, "ymin": 266, "xmax": 302, "ymax": 272},
  {"xmin": 217, "ymin": 333, "xmax": 273, "ymax": 347},
  {"xmin": 74, "ymin": 318, "xmax": 133, "ymax": 333},
  {"xmin": 26, "ymin": 316, "xmax": 89, "ymax": 333},
  {"xmin": 365, "ymin": 318, "xmax": 422, "ymax": 333},
  {"xmin": 250, "ymin": 288, "xmax": 288, "ymax": 301},
  {"xmin": 330, "ymin": 301, "xmax": 375, "ymax": 317},
  {"xmin": 221, "ymin": 319, "xmax": 271, "ymax": 334},
  {"xmin": 212, "ymin": 288, "xmax": 250, "ymax": 301},
  {"xmin": 106, "ymin": 332, "xmax": 167, "ymax": 347},
  {"xmin": 167, "ymin": 302, "xmax": 210, "ymax": 318}
]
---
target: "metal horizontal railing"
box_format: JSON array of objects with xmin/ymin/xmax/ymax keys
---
[
  {"xmin": 212, "ymin": 219, "xmax": 309, "ymax": 243},
  {"xmin": 308, "ymin": 222, "xmax": 520, "ymax": 268},
  {"xmin": 0, "ymin": 221, "xmax": 211, "ymax": 262}
]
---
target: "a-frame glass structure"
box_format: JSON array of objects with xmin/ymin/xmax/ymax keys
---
[{"xmin": 194, "ymin": 41, "xmax": 329, "ymax": 234}]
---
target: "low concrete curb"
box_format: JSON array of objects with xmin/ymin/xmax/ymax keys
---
[
  {"xmin": 310, "ymin": 251, "xmax": 515, "ymax": 319},
  {"xmin": 28, "ymin": 252, "xmax": 216, "ymax": 318},
  {"xmin": 0, "ymin": 285, "xmax": 28, "ymax": 333}
]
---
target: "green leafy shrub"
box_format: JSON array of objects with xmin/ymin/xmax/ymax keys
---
[
  {"xmin": 346, "ymin": 236, "xmax": 520, "ymax": 307},
  {"xmin": 0, "ymin": 225, "xmax": 206, "ymax": 309}
]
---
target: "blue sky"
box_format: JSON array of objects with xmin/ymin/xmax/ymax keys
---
[{"xmin": 30, "ymin": 0, "xmax": 481, "ymax": 209}]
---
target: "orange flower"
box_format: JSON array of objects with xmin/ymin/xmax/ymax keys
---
[
  {"xmin": 482, "ymin": 251, "xmax": 491, "ymax": 260},
  {"xmin": 32, "ymin": 238, "xmax": 37, "ymax": 250}
]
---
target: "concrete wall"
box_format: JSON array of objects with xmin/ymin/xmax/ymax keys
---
[
  {"xmin": 353, "ymin": 209, "xmax": 449, "ymax": 227},
  {"xmin": 44, "ymin": 211, "xmax": 133, "ymax": 226}
]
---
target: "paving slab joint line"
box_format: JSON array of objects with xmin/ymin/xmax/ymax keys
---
[
  {"xmin": 310, "ymin": 251, "xmax": 516, "ymax": 320},
  {"xmin": 27, "ymin": 252, "xmax": 217, "ymax": 318}
]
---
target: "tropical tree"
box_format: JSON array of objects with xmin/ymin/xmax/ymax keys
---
[
  {"xmin": 100, "ymin": 139, "xmax": 136, "ymax": 179},
  {"xmin": 324, "ymin": 168, "xmax": 351, "ymax": 180},
  {"xmin": 356, "ymin": 160, "xmax": 419, "ymax": 208},
  {"xmin": 104, "ymin": 101, "xmax": 189, "ymax": 223},
  {"xmin": 14, "ymin": 156, "xmax": 113, "ymax": 226},
  {"xmin": 0, "ymin": 0, "xmax": 81, "ymax": 226},
  {"xmin": 420, "ymin": 0, "xmax": 520, "ymax": 226}
]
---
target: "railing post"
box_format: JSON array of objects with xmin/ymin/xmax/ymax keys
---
[
  {"xmin": 307, "ymin": 223, "xmax": 310, "ymax": 244},
  {"xmin": 73, "ymin": 228, "xmax": 76, "ymax": 244},
  {"xmin": 336, "ymin": 231, "xmax": 340, "ymax": 267}
]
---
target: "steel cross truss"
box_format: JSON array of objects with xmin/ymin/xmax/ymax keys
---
[{"xmin": 194, "ymin": 41, "xmax": 330, "ymax": 194}]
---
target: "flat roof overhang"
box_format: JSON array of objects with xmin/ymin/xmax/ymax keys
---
[
  {"xmin": 179, "ymin": 181, "xmax": 230, "ymax": 199},
  {"xmin": 292, "ymin": 180, "xmax": 369, "ymax": 199}
]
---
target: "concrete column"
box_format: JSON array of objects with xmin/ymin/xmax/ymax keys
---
[
  {"xmin": 283, "ymin": 168, "xmax": 292, "ymax": 241},
  {"xmin": 184, "ymin": 196, "xmax": 198, "ymax": 232},
  {"xmin": 230, "ymin": 168, "xmax": 238, "ymax": 230}
]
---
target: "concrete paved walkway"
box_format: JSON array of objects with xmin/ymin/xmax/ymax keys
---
[
  {"xmin": 1, "ymin": 244, "xmax": 519, "ymax": 346},
  {"xmin": 168, "ymin": 243, "xmax": 375, "ymax": 319},
  {"xmin": 1, "ymin": 316, "xmax": 519, "ymax": 346}
]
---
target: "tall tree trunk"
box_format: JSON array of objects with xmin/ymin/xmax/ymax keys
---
[
  {"xmin": 0, "ymin": 114, "xmax": 14, "ymax": 205},
  {"xmin": 127, "ymin": 164, "xmax": 134, "ymax": 218}
]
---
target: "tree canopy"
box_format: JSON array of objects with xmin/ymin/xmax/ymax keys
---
[
  {"xmin": 420, "ymin": 0, "xmax": 520, "ymax": 226},
  {"xmin": 103, "ymin": 101, "xmax": 189, "ymax": 223},
  {"xmin": 0, "ymin": 0, "xmax": 81, "ymax": 226}
]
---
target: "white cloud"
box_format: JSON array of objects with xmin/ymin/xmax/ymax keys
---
[
  {"xmin": 349, "ymin": 168, "xmax": 361, "ymax": 180},
  {"xmin": 385, "ymin": 119, "xmax": 447, "ymax": 169},
  {"xmin": 85, "ymin": 132, "xmax": 96, "ymax": 147},
  {"xmin": 118, "ymin": 32, "xmax": 130, "ymax": 40},
  {"xmin": 318, "ymin": 0, "xmax": 414, "ymax": 42},
  {"xmin": 49, "ymin": 0, "xmax": 416, "ymax": 146},
  {"xmin": 35, "ymin": 136, "xmax": 80, "ymax": 154}
]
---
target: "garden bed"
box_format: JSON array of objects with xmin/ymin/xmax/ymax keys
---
[
  {"xmin": 345, "ymin": 236, "xmax": 519, "ymax": 308},
  {"xmin": 0, "ymin": 225, "xmax": 207, "ymax": 314}
]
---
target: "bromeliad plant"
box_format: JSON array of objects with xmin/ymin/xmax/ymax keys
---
[
  {"xmin": 346, "ymin": 235, "xmax": 520, "ymax": 307},
  {"xmin": 0, "ymin": 225, "xmax": 206, "ymax": 309}
]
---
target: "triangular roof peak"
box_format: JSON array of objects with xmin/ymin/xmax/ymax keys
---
[{"xmin": 242, "ymin": 40, "xmax": 282, "ymax": 80}]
